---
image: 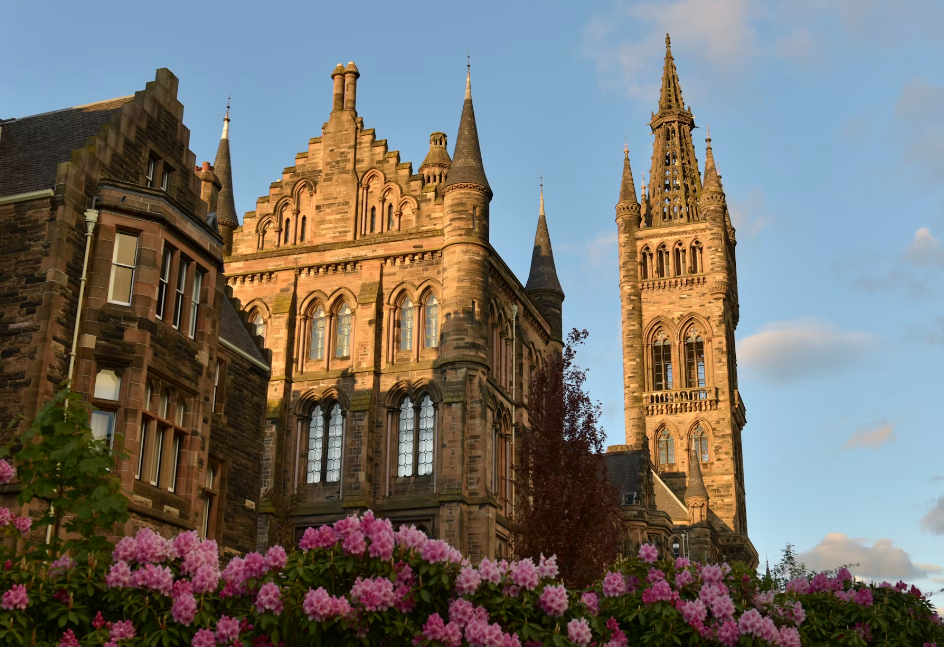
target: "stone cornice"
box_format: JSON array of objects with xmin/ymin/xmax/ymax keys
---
[{"xmin": 441, "ymin": 182, "xmax": 492, "ymax": 200}]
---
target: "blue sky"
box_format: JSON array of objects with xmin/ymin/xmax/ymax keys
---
[{"xmin": 3, "ymin": 0, "xmax": 943, "ymax": 599}]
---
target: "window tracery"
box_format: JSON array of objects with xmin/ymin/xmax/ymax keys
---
[
  {"xmin": 684, "ymin": 325, "xmax": 706, "ymax": 389},
  {"xmin": 657, "ymin": 428, "xmax": 675, "ymax": 466},
  {"xmin": 692, "ymin": 425, "xmax": 709, "ymax": 462},
  {"xmin": 652, "ymin": 328, "xmax": 673, "ymax": 391},
  {"xmin": 310, "ymin": 307, "xmax": 326, "ymax": 360},
  {"xmin": 399, "ymin": 297, "xmax": 414, "ymax": 351},
  {"xmin": 424, "ymin": 295, "xmax": 439, "ymax": 348},
  {"xmin": 657, "ymin": 244, "xmax": 670, "ymax": 278},
  {"xmin": 336, "ymin": 303, "xmax": 352, "ymax": 357},
  {"xmin": 396, "ymin": 394, "xmax": 436, "ymax": 478}
]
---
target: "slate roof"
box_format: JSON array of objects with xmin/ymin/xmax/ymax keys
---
[
  {"xmin": 219, "ymin": 296, "xmax": 268, "ymax": 367},
  {"xmin": 0, "ymin": 96, "xmax": 133, "ymax": 196},
  {"xmin": 214, "ymin": 124, "xmax": 238, "ymax": 229},
  {"xmin": 653, "ymin": 471, "xmax": 689, "ymax": 521},
  {"xmin": 525, "ymin": 193, "xmax": 564, "ymax": 295},
  {"xmin": 603, "ymin": 451, "xmax": 647, "ymax": 499},
  {"xmin": 442, "ymin": 76, "xmax": 490, "ymax": 192}
]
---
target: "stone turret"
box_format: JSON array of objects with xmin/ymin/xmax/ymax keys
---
[
  {"xmin": 525, "ymin": 184, "xmax": 564, "ymax": 341},
  {"xmin": 615, "ymin": 144, "xmax": 647, "ymax": 449},
  {"xmin": 419, "ymin": 132, "xmax": 452, "ymax": 186},
  {"xmin": 685, "ymin": 450, "xmax": 709, "ymax": 524},
  {"xmin": 214, "ymin": 104, "xmax": 238, "ymax": 256}
]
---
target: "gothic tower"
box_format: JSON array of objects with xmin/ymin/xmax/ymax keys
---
[
  {"xmin": 525, "ymin": 185, "xmax": 564, "ymax": 342},
  {"xmin": 616, "ymin": 35, "xmax": 753, "ymax": 565}
]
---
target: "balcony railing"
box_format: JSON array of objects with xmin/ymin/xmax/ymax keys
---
[{"xmin": 643, "ymin": 387, "xmax": 718, "ymax": 415}]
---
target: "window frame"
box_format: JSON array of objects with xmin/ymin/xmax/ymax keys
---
[
  {"xmin": 304, "ymin": 402, "xmax": 345, "ymax": 485},
  {"xmin": 188, "ymin": 269, "xmax": 204, "ymax": 339},
  {"xmin": 172, "ymin": 258, "xmax": 190, "ymax": 330},
  {"xmin": 107, "ymin": 231, "xmax": 139, "ymax": 306},
  {"xmin": 651, "ymin": 329, "xmax": 673, "ymax": 391},
  {"xmin": 423, "ymin": 294, "xmax": 439, "ymax": 349},
  {"xmin": 335, "ymin": 303, "xmax": 352, "ymax": 358},
  {"xmin": 657, "ymin": 429, "xmax": 676, "ymax": 467},
  {"xmin": 156, "ymin": 246, "xmax": 172, "ymax": 319},
  {"xmin": 201, "ymin": 460, "xmax": 222, "ymax": 540},
  {"xmin": 394, "ymin": 394, "xmax": 436, "ymax": 480}
]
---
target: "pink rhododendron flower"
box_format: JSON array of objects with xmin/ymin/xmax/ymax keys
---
[
  {"xmin": 243, "ymin": 552, "xmax": 268, "ymax": 580},
  {"xmin": 2, "ymin": 584, "xmax": 28, "ymax": 610},
  {"xmin": 581, "ymin": 591, "xmax": 599, "ymax": 615},
  {"xmin": 675, "ymin": 557, "xmax": 691, "ymax": 569},
  {"xmin": 255, "ymin": 582, "xmax": 284, "ymax": 615},
  {"xmin": 778, "ymin": 626, "xmax": 801, "ymax": 647},
  {"xmin": 394, "ymin": 524, "xmax": 428, "ymax": 551},
  {"xmin": 423, "ymin": 613, "xmax": 463, "ymax": 647},
  {"xmin": 421, "ymin": 539, "xmax": 452, "ymax": 564},
  {"xmin": 333, "ymin": 515, "xmax": 361, "ymax": 537},
  {"xmin": 759, "ymin": 617, "xmax": 779, "ymax": 643},
  {"xmin": 647, "ymin": 567, "xmax": 665, "ymax": 583},
  {"xmin": 173, "ymin": 531, "xmax": 200, "ymax": 558},
  {"xmin": 539, "ymin": 584, "xmax": 568, "ymax": 617},
  {"xmin": 738, "ymin": 608, "xmax": 764, "ymax": 637},
  {"xmin": 50, "ymin": 555, "xmax": 75, "ymax": 574},
  {"xmin": 785, "ymin": 577, "xmax": 810, "ymax": 594},
  {"xmin": 192, "ymin": 628, "xmax": 216, "ymax": 647},
  {"xmin": 638, "ymin": 543, "xmax": 658, "ymax": 563},
  {"xmin": 343, "ymin": 530, "xmax": 367, "ymax": 556},
  {"xmin": 456, "ymin": 566, "xmax": 482, "ymax": 596},
  {"xmin": 92, "ymin": 611, "xmax": 106, "ymax": 629},
  {"xmin": 809, "ymin": 572, "xmax": 829, "ymax": 592},
  {"xmin": 13, "ymin": 516, "xmax": 31, "ymax": 536},
  {"xmin": 716, "ymin": 619, "xmax": 740, "ymax": 647},
  {"xmin": 215, "ymin": 615, "xmax": 240, "ymax": 643},
  {"xmin": 854, "ymin": 587, "xmax": 874, "ymax": 606},
  {"xmin": 134, "ymin": 528, "xmax": 173, "ymax": 564},
  {"xmin": 266, "ymin": 545, "xmax": 287, "ymax": 570},
  {"xmin": 700, "ymin": 564, "xmax": 723, "ymax": 585},
  {"xmin": 171, "ymin": 578, "xmax": 194, "ymax": 600},
  {"xmin": 113, "ymin": 536, "xmax": 137, "ymax": 563},
  {"xmin": 106, "ymin": 561, "xmax": 133, "ymax": 588},
  {"xmin": 172, "ymin": 592, "xmax": 198, "ymax": 626},
  {"xmin": 710, "ymin": 593, "xmax": 736, "ymax": 621},
  {"xmin": 0, "ymin": 508, "xmax": 10, "ymax": 527},
  {"xmin": 641, "ymin": 580, "xmax": 675, "ymax": 604},
  {"xmin": 0, "ymin": 459, "xmax": 14, "ymax": 485},
  {"xmin": 753, "ymin": 590, "xmax": 774, "ymax": 611},
  {"xmin": 602, "ymin": 571, "xmax": 626, "ymax": 597},
  {"xmin": 837, "ymin": 567, "xmax": 853, "ymax": 582},
  {"xmin": 181, "ymin": 540, "xmax": 219, "ymax": 576},
  {"xmin": 58, "ymin": 629, "xmax": 80, "ymax": 647},
  {"xmin": 368, "ymin": 526, "xmax": 395, "ymax": 560},
  {"xmin": 299, "ymin": 525, "xmax": 337, "ymax": 551},
  {"xmin": 350, "ymin": 576, "xmax": 395, "ymax": 612},
  {"xmin": 464, "ymin": 619, "xmax": 505, "ymax": 647},
  {"xmin": 510, "ymin": 558, "xmax": 540, "ymax": 591},
  {"xmin": 538, "ymin": 554, "xmax": 558, "ymax": 579},
  {"xmin": 478, "ymin": 558, "xmax": 502, "ymax": 585},
  {"xmin": 567, "ymin": 618, "xmax": 592, "ymax": 646},
  {"xmin": 110, "ymin": 620, "xmax": 136, "ymax": 641},
  {"xmin": 192, "ymin": 565, "xmax": 220, "ymax": 594},
  {"xmin": 131, "ymin": 563, "xmax": 174, "ymax": 595},
  {"xmin": 675, "ymin": 568, "xmax": 693, "ymax": 588},
  {"xmin": 449, "ymin": 598, "xmax": 476, "ymax": 628},
  {"xmin": 680, "ymin": 599, "xmax": 707, "ymax": 627}
]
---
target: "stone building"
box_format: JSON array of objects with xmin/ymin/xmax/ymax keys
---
[
  {"xmin": 0, "ymin": 69, "xmax": 269, "ymax": 555},
  {"xmin": 223, "ymin": 63, "xmax": 564, "ymax": 560},
  {"xmin": 606, "ymin": 36, "xmax": 757, "ymax": 567}
]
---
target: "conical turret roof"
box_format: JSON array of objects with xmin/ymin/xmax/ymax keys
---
[
  {"xmin": 658, "ymin": 34, "xmax": 686, "ymax": 114},
  {"xmin": 619, "ymin": 143, "xmax": 638, "ymax": 205},
  {"xmin": 525, "ymin": 185, "xmax": 564, "ymax": 296},
  {"xmin": 442, "ymin": 71, "xmax": 490, "ymax": 193},
  {"xmin": 702, "ymin": 126, "xmax": 723, "ymax": 194},
  {"xmin": 685, "ymin": 449, "xmax": 709, "ymax": 500},
  {"xmin": 214, "ymin": 104, "xmax": 238, "ymax": 229}
]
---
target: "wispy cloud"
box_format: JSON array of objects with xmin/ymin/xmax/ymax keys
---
[
  {"xmin": 738, "ymin": 318, "xmax": 876, "ymax": 384},
  {"xmin": 799, "ymin": 533, "xmax": 935, "ymax": 580},
  {"xmin": 896, "ymin": 80, "xmax": 944, "ymax": 185},
  {"xmin": 727, "ymin": 189, "xmax": 774, "ymax": 236},
  {"xmin": 842, "ymin": 227, "xmax": 944, "ymax": 299},
  {"xmin": 905, "ymin": 227, "xmax": 944, "ymax": 267},
  {"xmin": 842, "ymin": 423, "xmax": 896, "ymax": 450},
  {"xmin": 920, "ymin": 496, "xmax": 944, "ymax": 535}
]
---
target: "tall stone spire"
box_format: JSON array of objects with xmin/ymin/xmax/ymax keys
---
[
  {"xmin": 214, "ymin": 99, "xmax": 238, "ymax": 255},
  {"xmin": 702, "ymin": 126, "xmax": 722, "ymax": 193},
  {"xmin": 685, "ymin": 449, "xmax": 709, "ymax": 524},
  {"xmin": 619, "ymin": 142, "xmax": 638, "ymax": 206},
  {"xmin": 526, "ymin": 182, "xmax": 565, "ymax": 340},
  {"xmin": 648, "ymin": 34, "xmax": 702, "ymax": 226},
  {"xmin": 442, "ymin": 68, "xmax": 490, "ymax": 195}
]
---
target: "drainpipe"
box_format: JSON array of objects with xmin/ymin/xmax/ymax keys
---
[
  {"xmin": 510, "ymin": 304, "xmax": 517, "ymax": 519},
  {"xmin": 66, "ymin": 200, "xmax": 101, "ymax": 383}
]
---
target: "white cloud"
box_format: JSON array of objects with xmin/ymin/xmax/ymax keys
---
[
  {"xmin": 920, "ymin": 496, "xmax": 944, "ymax": 535},
  {"xmin": 798, "ymin": 533, "xmax": 933, "ymax": 580},
  {"xmin": 842, "ymin": 423, "xmax": 896, "ymax": 450},
  {"xmin": 905, "ymin": 227, "xmax": 944, "ymax": 267},
  {"xmin": 727, "ymin": 189, "xmax": 774, "ymax": 236},
  {"xmin": 738, "ymin": 318, "xmax": 876, "ymax": 384}
]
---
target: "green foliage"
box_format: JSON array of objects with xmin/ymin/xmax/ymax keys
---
[{"xmin": 0, "ymin": 387, "xmax": 129, "ymax": 561}]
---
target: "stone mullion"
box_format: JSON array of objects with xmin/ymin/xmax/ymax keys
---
[
  {"xmin": 324, "ymin": 315, "xmax": 334, "ymax": 371},
  {"xmin": 412, "ymin": 303, "xmax": 421, "ymax": 362}
]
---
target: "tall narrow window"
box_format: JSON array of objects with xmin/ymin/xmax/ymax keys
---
[
  {"xmin": 146, "ymin": 159, "xmax": 156, "ymax": 187},
  {"xmin": 399, "ymin": 298, "xmax": 414, "ymax": 351},
  {"xmin": 424, "ymin": 295, "xmax": 439, "ymax": 348},
  {"xmin": 310, "ymin": 308, "xmax": 326, "ymax": 360},
  {"xmin": 173, "ymin": 259, "xmax": 189, "ymax": 330},
  {"xmin": 387, "ymin": 203, "xmax": 395, "ymax": 230},
  {"xmin": 657, "ymin": 245, "xmax": 669, "ymax": 278},
  {"xmin": 325, "ymin": 404, "xmax": 343, "ymax": 482},
  {"xmin": 640, "ymin": 247, "xmax": 652, "ymax": 280},
  {"xmin": 657, "ymin": 429, "xmax": 675, "ymax": 466},
  {"xmin": 168, "ymin": 435, "xmax": 181, "ymax": 493},
  {"xmin": 417, "ymin": 395, "xmax": 434, "ymax": 476},
  {"xmin": 284, "ymin": 219, "xmax": 291, "ymax": 245},
  {"xmin": 652, "ymin": 329, "xmax": 673, "ymax": 391},
  {"xmin": 175, "ymin": 400, "xmax": 186, "ymax": 427},
  {"xmin": 91, "ymin": 369, "xmax": 120, "ymax": 448},
  {"xmin": 188, "ymin": 270, "xmax": 203, "ymax": 339},
  {"xmin": 136, "ymin": 424, "xmax": 147, "ymax": 481},
  {"xmin": 336, "ymin": 304, "xmax": 352, "ymax": 357},
  {"xmin": 108, "ymin": 233, "xmax": 138, "ymax": 305},
  {"xmin": 260, "ymin": 226, "xmax": 268, "ymax": 250},
  {"xmin": 691, "ymin": 241, "xmax": 703, "ymax": 274},
  {"xmin": 161, "ymin": 168, "xmax": 171, "ymax": 192},
  {"xmin": 397, "ymin": 397, "xmax": 415, "ymax": 477},
  {"xmin": 159, "ymin": 390, "xmax": 169, "ymax": 419},
  {"xmin": 306, "ymin": 406, "xmax": 325, "ymax": 483},
  {"xmin": 300, "ymin": 216, "xmax": 307, "ymax": 241},
  {"xmin": 150, "ymin": 428, "xmax": 164, "ymax": 487},
  {"xmin": 692, "ymin": 426, "xmax": 709, "ymax": 462},
  {"xmin": 202, "ymin": 463, "xmax": 219, "ymax": 539},
  {"xmin": 156, "ymin": 248, "xmax": 171, "ymax": 318},
  {"xmin": 674, "ymin": 243, "xmax": 686, "ymax": 277},
  {"xmin": 370, "ymin": 207, "xmax": 376, "ymax": 233},
  {"xmin": 250, "ymin": 312, "xmax": 266, "ymax": 346},
  {"xmin": 211, "ymin": 362, "xmax": 221, "ymax": 410},
  {"xmin": 684, "ymin": 326, "xmax": 706, "ymax": 389}
]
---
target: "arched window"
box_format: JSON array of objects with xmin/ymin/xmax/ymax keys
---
[
  {"xmin": 395, "ymin": 394, "xmax": 436, "ymax": 478},
  {"xmin": 399, "ymin": 298, "xmax": 414, "ymax": 351},
  {"xmin": 284, "ymin": 218, "xmax": 291, "ymax": 244},
  {"xmin": 424, "ymin": 295, "xmax": 439, "ymax": 348},
  {"xmin": 397, "ymin": 397, "xmax": 415, "ymax": 477},
  {"xmin": 306, "ymin": 403, "xmax": 344, "ymax": 484},
  {"xmin": 652, "ymin": 328, "xmax": 673, "ymax": 391},
  {"xmin": 674, "ymin": 242, "xmax": 686, "ymax": 277},
  {"xmin": 91, "ymin": 369, "xmax": 121, "ymax": 446},
  {"xmin": 259, "ymin": 225, "xmax": 268, "ymax": 250},
  {"xmin": 310, "ymin": 307, "xmax": 326, "ymax": 360},
  {"xmin": 326, "ymin": 404, "xmax": 343, "ymax": 481},
  {"xmin": 306, "ymin": 405, "xmax": 325, "ymax": 483},
  {"xmin": 657, "ymin": 429, "xmax": 675, "ymax": 466},
  {"xmin": 93, "ymin": 369, "xmax": 120, "ymax": 400},
  {"xmin": 387, "ymin": 203, "xmax": 395, "ymax": 230},
  {"xmin": 692, "ymin": 425, "xmax": 709, "ymax": 462},
  {"xmin": 657, "ymin": 245, "xmax": 669, "ymax": 278},
  {"xmin": 640, "ymin": 247, "xmax": 652, "ymax": 280},
  {"xmin": 684, "ymin": 326, "xmax": 706, "ymax": 389},
  {"xmin": 690, "ymin": 241, "xmax": 704, "ymax": 274},
  {"xmin": 417, "ymin": 395, "xmax": 434, "ymax": 475},
  {"xmin": 370, "ymin": 206, "xmax": 376, "ymax": 233},
  {"xmin": 250, "ymin": 312, "xmax": 266, "ymax": 346},
  {"xmin": 335, "ymin": 304, "xmax": 352, "ymax": 357},
  {"xmin": 300, "ymin": 216, "xmax": 307, "ymax": 242}
]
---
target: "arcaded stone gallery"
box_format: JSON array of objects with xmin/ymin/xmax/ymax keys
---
[{"xmin": 0, "ymin": 35, "xmax": 754, "ymax": 566}]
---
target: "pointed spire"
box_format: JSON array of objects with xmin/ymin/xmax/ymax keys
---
[
  {"xmin": 685, "ymin": 449, "xmax": 709, "ymax": 501},
  {"xmin": 702, "ymin": 125, "xmax": 722, "ymax": 193},
  {"xmin": 619, "ymin": 141, "xmax": 638, "ymax": 205},
  {"xmin": 214, "ymin": 100, "xmax": 238, "ymax": 231},
  {"xmin": 443, "ymin": 62, "xmax": 490, "ymax": 194},
  {"xmin": 658, "ymin": 33, "xmax": 686, "ymax": 114},
  {"xmin": 526, "ymin": 180, "xmax": 564, "ymax": 297}
]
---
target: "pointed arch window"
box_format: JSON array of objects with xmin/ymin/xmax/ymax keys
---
[
  {"xmin": 397, "ymin": 397, "xmax": 415, "ymax": 477},
  {"xmin": 417, "ymin": 395, "xmax": 434, "ymax": 475},
  {"xmin": 326, "ymin": 404, "xmax": 343, "ymax": 482},
  {"xmin": 652, "ymin": 329, "xmax": 673, "ymax": 391},
  {"xmin": 284, "ymin": 218, "xmax": 291, "ymax": 244},
  {"xmin": 657, "ymin": 245, "xmax": 670, "ymax": 278},
  {"xmin": 259, "ymin": 224, "xmax": 269, "ymax": 250},
  {"xmin": 300, "ymin": 216, "xmax": 307, "ymax": 242},
  {"xmin": 424, "ymin": 295, "xmax": 439, "ymax": 348},
  {"xmin": 306, "ymin": 403, "xmax": 344, "ymax": 483},
  {"xmin": 370, "ymin": 207, "xmax": 377, "ymax": 233},
  {"xmin": 641, "ymin": 247, "xmax": 652, "ymax": 280},
  {"xmin": 387, "ymin": 203, "xmax": 395, "ymax": 230},
  {"xmin": 684, "ymin": 326, "xmax": 706, "ymax": 389},
  {"xmin": 399, "ymin": 298, "xmax": 414, "ymax": 351},
  {"xmin": 674, "ymin": 242, "xmax": 686, "ymax": 277},
  {"xmin": 657, "ymin": 429, "xmax": 675, "ymax": 466},
  {"xmin": 310, "ymin": 307, "xmax": 326, "ymax": 360},
  {"xmin": 692, "ymin": 425, "xmax": 709, "ymax": 462},
  {"xmin": 336, "ymin": 304, "xmax": 352, "ymax": 357},
  {"xmin": 690, "ymin": 240, "xmax": 704, "ymax": 274},
  {"xmin": 250, "ymin": 312, "xmax": 266, "ymax": 347},
  {"xmin": 395, "ymin": 394, "xmax": 436, "ymax": 479}
]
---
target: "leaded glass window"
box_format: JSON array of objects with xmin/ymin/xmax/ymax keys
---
[
  {"xmin": 310, "ymin": 308, "xmax": 326, "ymax": 360},
  {"xmin": 652, "ymin": 329, "xmax": 673, "ymax": 391},
  {"xmin": 400, "ymin": 298, "xmax": 413, "ymax": 351},
  {"xmin": 424, "ymin": 296, "xmax": 439, "ymax": 348},
  {"xmin": 658, "ymin": 429, "xmax": 675, "ymax": 465},
  {"xmin": 336, "ymin": 304, "xmax": 352, "ymax": 357},
  {"xmin": 417, "ymin": 395, "xmax": 434, "ymax": 476},
  {"xmin": 306, "ymin": 406, "xmax": 324, "ymax": 483},
  {"xmin": 326, "ymin": 405, "xmax": 343, "ymax": 482},
  {"xmin": 397, "ymin": 397, "xmax": 414, "ymax": 477},
  {"xmin": 692, "ymin": 426, "xmax": 709, "ymax": 462},
  {"xmin": 685, "ymin": 326, "xmax": 706, "ymax": 389}
]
